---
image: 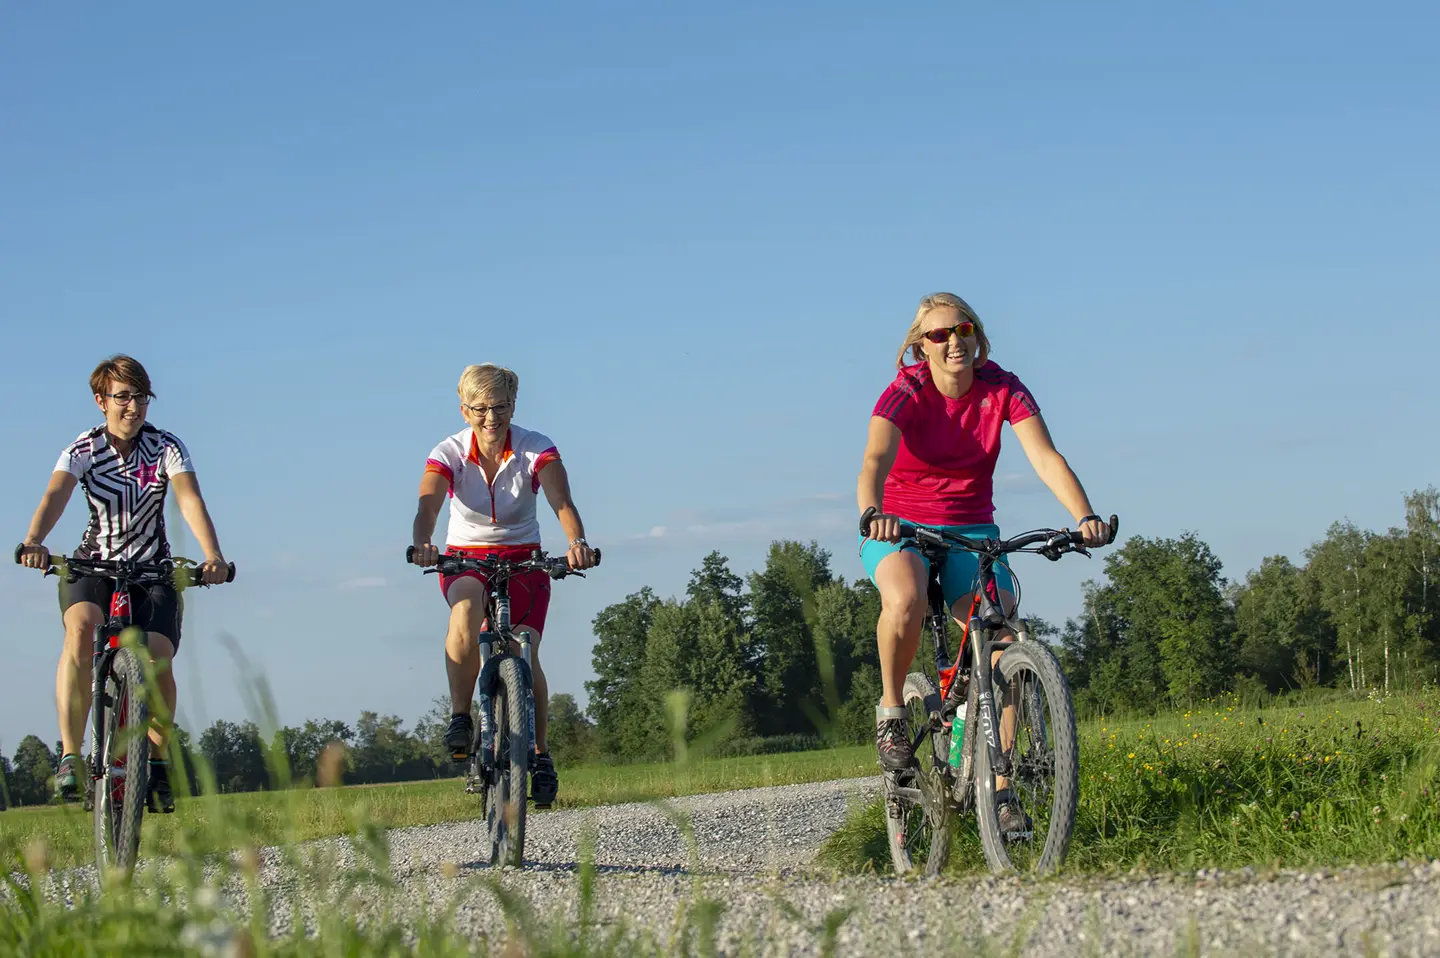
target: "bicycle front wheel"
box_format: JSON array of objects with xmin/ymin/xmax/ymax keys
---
[
  {"xmin": 94, "ymin": 648, "xmax": 150, "ymax": 879},
  {"xmin": 486, "ymin": 657, "xmax": 530, "ymax": 869},
  {"xmin": 974, "ymin": 640, "xmax": 1078, "ymax": 876}
]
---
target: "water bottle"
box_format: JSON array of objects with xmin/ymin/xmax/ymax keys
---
[{"xmin": 948, "ymin": 703, "xmax": 967, "ymax": 767}]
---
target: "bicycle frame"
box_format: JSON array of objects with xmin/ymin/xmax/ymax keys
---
[
  {"xmin": 913, "ymin": 542, "xmax": 1031, "ymax": 784},
  {"xmin": 473, "ymin": 565, "xmax": 537, "ymax": 775},
  {"xmin": 87, "ymin": 575, "xmax": 150, "ymax": 784}
]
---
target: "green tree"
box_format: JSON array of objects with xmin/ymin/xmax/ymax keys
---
[
  {"xmin": 546, "ymin": 693, "xmax": 598, "ymax": 765},
  {"xmin": 687, "ymin": 552, "xmax": 747, "ymax": 625},
  {"xmin": 748, "ymin": 541, "xmax": 833, "ymax": 735},
  {"xmin": 198, "ymin": 719, "xmax": 268, "ymax": 793},
  {"xmin": 1233, "ymin": 556, "xmax": 1333, "ymax": 690},
  {"xmin": 1305, "ymin": 521, "xmax": 1370, "ymax": 691},
  {"xmin": 585, "ymin": 586, "xmax": 661, "ymax": 754},
  {"xmin": 1063, "ymin": 534, "xmax": 1233, "ymax": 709},
  {"xmin": 10, "ymin": 735, "xmax": 56, "ymax": 806},
  {"xmin": 350, "ymin": 711, "xmax": 434, "ymax": 784}
]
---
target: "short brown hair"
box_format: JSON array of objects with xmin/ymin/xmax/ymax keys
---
[{"xmin": 89, "ymin": 355, "xmax": 154, "ymax": 399}]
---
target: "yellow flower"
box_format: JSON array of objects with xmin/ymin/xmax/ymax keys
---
[{"xmin": 1128, "ymin": 752, "xmax": 1136, "ymax": 759}]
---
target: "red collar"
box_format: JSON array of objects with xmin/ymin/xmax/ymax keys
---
[{"xmin": 467, "ymin": 429, "xmax": 513, "ymax": 466}]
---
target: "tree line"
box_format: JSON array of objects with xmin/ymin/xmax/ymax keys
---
[
  {"xmin": 0, "ymin": 694, "xmax": 599, "ymax": 808},
  {"xmin": 5, "ymin": 486, "xmax": 1436, "ymax": 804},
  {"xmin": 1061, "ymin": 487, "xmax": 1440, "ymax": 713}
]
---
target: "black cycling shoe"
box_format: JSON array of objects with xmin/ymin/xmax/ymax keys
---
[
  {"xmin": 995, "ymin": 789, "xmax": 1033, "ymax": 839},
  {"xmin": 147, "ymin": 760, "xmax": 175, "ymax": 813},
  {"xmin": 531, "ymin": 751, "xmax": 558, "ymax": 808},
  {"xmin": 54, "ymin": 753, "xmax": 81, "ymax": 803},
  {"xmin": 876, "ymin": 717, "xmax": 914, "ymax": 771},
  {"xmin": 443, "ymin": 713, "xmax": 475, "ymax": 761}
]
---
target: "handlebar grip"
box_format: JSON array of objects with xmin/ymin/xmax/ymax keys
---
[
  {"xmin": 1108, "ymin": 514, "xmax": 1119, "ymax": 545},
  {"xmin": 859, "ymin": 506, "xmax": 877, "ymax": 536},
  {"xmin": 592, "ymin": 548, "xmax": 602, "ymax": 566},
  {"xmin": 14, "ymin": 544, "xmax": 59, "ymax": 568},
  {"xmin": 405, "ymin": 545, "xmax": 415, "ymax": 564},
  {"xmin": 225, "ymin": 562, "xmax": 237, "ymax": 584}
]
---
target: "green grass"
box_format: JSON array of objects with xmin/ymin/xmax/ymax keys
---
[
  {"xmin": 817, "ymin": 689, "xmax": 1440, "ymax": 876},
  {"xmin": 0, "ymin": 745, "xmax": 877, "ymax": 871}
]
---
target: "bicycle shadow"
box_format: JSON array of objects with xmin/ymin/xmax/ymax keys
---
[{"xmin": 455, "ymin": 859, "xmax": 755, "ymax": 877}]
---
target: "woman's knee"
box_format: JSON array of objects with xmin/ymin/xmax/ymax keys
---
[{"xmin": 875, "ymin": 554, "xmax": 927, "ymax": 623}]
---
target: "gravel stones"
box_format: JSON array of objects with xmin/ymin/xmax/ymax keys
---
[{"xmin": 247, "ymin": 775, "xmax": 1440, "ymax": 957}]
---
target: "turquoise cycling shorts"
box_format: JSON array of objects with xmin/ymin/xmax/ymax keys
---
[{"xmin": 858, "ymin": 522, "xmax": 1014, "ymax": 610}]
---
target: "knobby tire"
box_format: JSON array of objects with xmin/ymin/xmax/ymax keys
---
[
  {"xmin": 486, "ymin": 657, "xmax": 531, "ymax": 868},
  {"xmin": 974, "ymin": 640, "xmax": 1078, "ymax": 875},
  {"xmin": 95, "ymin": 648, "xmax": 149, "ymax": 880}
]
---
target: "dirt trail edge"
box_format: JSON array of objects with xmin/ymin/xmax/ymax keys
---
[{"xmin": 238, "ymin": 775, "xmax": 1440, "ymax": 957}]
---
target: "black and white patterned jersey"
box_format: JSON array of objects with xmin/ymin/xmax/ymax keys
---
[{"xmin": 54, "ymin": 423, "xmax": 195, "ymax": 562}]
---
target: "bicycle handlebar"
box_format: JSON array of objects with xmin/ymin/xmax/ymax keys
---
[
  {"xmin": 13, "ymin": 545, "xmax": 237, "ymax": 587},
  {"xmin": 405, "ymin": 545, "xmax": 601, "ymax": 580},
  {"xmin": 858, "ymin": 507, "xmax": 1119, "ymax": 561}
]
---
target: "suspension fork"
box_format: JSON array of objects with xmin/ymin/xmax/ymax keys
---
[{"xmin": 969, "ymin": 563, "xmax": 1013, "ymax": 778}]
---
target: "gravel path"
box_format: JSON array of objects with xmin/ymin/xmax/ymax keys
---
[{"xmin": 239, "ymin": 775, "xmax": 1440, "ymax": 957}]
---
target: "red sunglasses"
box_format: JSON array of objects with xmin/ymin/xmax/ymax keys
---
[{"xmin": 922, "ymin": 320, "xmax": 975, "ymax": 344}]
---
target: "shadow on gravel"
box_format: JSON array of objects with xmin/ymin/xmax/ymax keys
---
[{"xmin": 457, "ymin": 859, "xmax": 767, "ymax": 878}]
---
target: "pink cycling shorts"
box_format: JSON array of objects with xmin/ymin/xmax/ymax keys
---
[{"xmin": 439, "ymin": 543, "xmax": 552, "ymax": 636}]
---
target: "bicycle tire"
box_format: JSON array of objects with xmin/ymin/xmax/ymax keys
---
[
  {"xmin": 94, "ymin": 648, "xmax": 150, "ymax": 879},
  {"xmin": 486, "ymin": 656, "xmax": 530, "ymax": 868},
  {"xmin": 974, "ymin": 640, "xmax": 1078, "ymax": 875},
  {"xmin": 882, "ymin": 672, "xmax": 954, "ymax": 877}
]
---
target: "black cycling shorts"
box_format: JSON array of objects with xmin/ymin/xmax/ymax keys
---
[{"xmin": 58, "ymin": 576, "xmax": 184, "ymax": 653}]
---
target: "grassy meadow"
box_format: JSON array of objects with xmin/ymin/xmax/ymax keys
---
[
  {"xmin": 0, "ymin": 742, "xmax": 878, "ymax": 871},
  {"xmin": 818, "ymin": 688, "xmax": 1440, "ymax": 875},
  {"xmin": 6, "ymin": 690, "xmax": 1440, "ymax": 955}
]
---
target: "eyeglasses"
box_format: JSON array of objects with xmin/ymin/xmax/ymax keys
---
[
  {"xmin": 105, "ymin": 392, "xmax": 153, "ymax": 406},
  {"xmin": 922, "ymin": 321, "xmax": 976, "ymax": 344},
  {"xmin": 463, "ymin": 401, "xmax": 513, "ymax": 419}
]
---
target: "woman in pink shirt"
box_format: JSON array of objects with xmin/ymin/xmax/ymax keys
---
[{"xmin": 857, "ymin": 292, "xmax": 1111, "ymax": 781}]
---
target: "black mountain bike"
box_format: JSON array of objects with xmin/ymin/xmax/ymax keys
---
[
  {"xmin": 859, "ymin": 508, "xmax": 1117, "ymax": 877},
  {"xmin": 13, "ymin": 546, "xmax": 235, "ymax": 875},
  {"xmin": 407, "ymin": 545, "xmax": 598, "ymax": 868}
]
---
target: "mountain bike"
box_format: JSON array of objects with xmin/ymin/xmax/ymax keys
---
[
  {"xmin": 859, "ymin": 508, "xmax": 1117, "ymax": 877},
  {"xmin": 13, "ymin": 546, "xmax": 235, "ymax": 876},
  {"xmin": 406, "ymin": 545, "xmax": 599, "ymax": 868}
]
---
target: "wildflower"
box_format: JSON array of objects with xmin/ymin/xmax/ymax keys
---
[{"xmin": 1128, "ymin": 752, "xmax": 1136, "ymax": 759}]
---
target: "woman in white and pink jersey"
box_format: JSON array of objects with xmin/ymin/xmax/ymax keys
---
[
  {"xmin": 857, "ymin": 292, "xmax": 1111, "ymax": 780},
  {"xmin": 410, "ymin": 363, "xmax": 596, "ymax": 808}
]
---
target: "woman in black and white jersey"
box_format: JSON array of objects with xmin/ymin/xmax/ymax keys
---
[{"xmin": 17, "ymin": 355, "xmax": 230, "ymax": 807}]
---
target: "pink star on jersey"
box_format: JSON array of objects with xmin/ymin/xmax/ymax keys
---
[{"xmin": 132, "ymin": 462, "xmax": 160, "ymax": 488}]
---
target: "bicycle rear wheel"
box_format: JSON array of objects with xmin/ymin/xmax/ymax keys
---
[
  {"xmin": 485, "ymin": 657, "xmax": 530, "ymax": 868},
  {"xmin": 882, "ymin": 672, "xmax": 954, "ymax": 876},
  {"xmin": 974, "ymin": 640, "xmax": 1078, "ymax": 875},
  {"xmin": 94, "ymin": 648, "xmax": 150, "ymax": 878}
]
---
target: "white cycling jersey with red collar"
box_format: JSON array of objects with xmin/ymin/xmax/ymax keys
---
[{"xmin": 425, "ymin": 425, "xmax": 561, "ymax": 547}]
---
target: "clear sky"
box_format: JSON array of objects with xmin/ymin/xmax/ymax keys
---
[{"xmin": 3, "ymin": 2, "xmax": 1437, "ymax": 748}]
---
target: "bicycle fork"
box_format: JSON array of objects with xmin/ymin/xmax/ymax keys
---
[
  {"xmin": 969, "ymin": 602, "xmax": 1014, "ymax": 780},
  {"xmin": 473, "ymin": 591, "xmax": 537, "ymax": 776}
]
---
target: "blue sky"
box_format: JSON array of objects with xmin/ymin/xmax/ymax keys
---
[{"xmin": 2, "ymin": 2, "xmax": 1437, "ymax": 748}]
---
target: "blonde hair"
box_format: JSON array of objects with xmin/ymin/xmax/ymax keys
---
[
  {"xmin": 457, "ymin": 363, "xmax": 519, "ymax": 405},
  {"xmin": 895, "ymin": 292, "xmax": 992, "ymax": 369}
]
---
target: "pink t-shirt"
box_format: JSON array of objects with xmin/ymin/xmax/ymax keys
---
[{"xmin": 872, "ymin": 361, "xmax": 1039, "ymax": 526}]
